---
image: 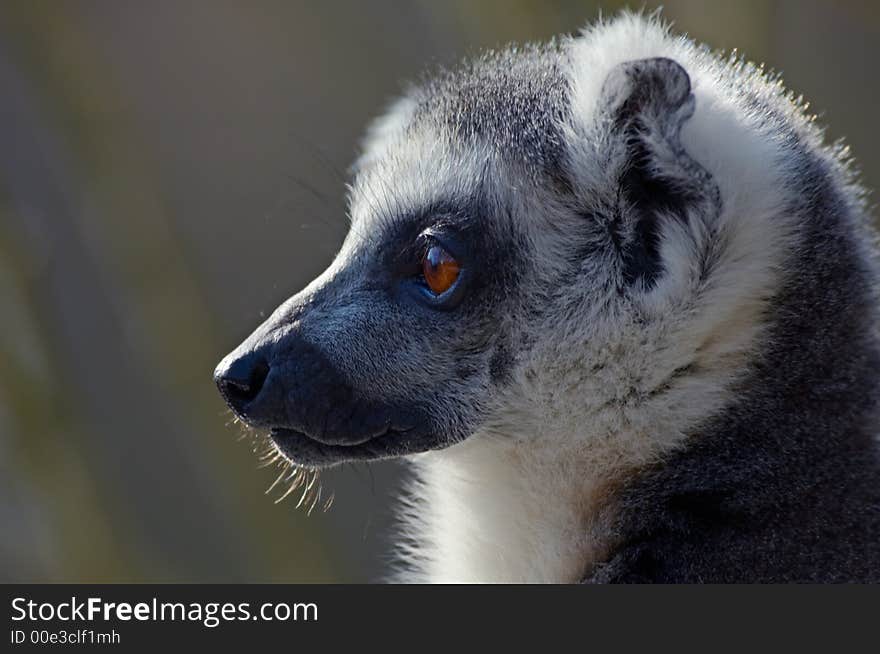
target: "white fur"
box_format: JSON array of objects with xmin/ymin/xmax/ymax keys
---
[{"xmin": 357, "ymin": 14, "xmax": 818, "ymax": 583}]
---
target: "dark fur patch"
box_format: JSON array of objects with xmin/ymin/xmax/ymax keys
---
[
  {"xmin": 602, "ymin": 58, "xmax": 721, "ymax": 288},
  {"xmin": 489, "ymin": 342, "xmax": 514, "ymax": 383}
]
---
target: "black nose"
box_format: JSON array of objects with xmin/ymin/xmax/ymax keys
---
[{"xmin": 214, "ymin": 350, "xmax": 270, "ymax": 417}]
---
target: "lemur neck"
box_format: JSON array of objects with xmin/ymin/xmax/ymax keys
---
[{"xmin": 402, "ymin": 436, "xmax": 606, "ymax": 583}]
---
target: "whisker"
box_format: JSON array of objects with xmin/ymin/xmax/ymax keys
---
[
  {"xmin": 322, "ymin": 491, "xmax": 336, "ymax": 513},
  {"xmin": 307, "ymin": 484, "xmax": 322, "ymax": 516},
  {"xmin": 276, "ymin": 469, "xmax": 307, "ymax": 505},
  {"xmin": 265, "ymin": 466, "xmax": 290, "ymax": 495},
  {"xmin": 294, "ymin": 470, "xmax": 318, "ymax": 509},
  {"xmin": 275, "ymin": 482, "xmax": 300, "ymax": 505}
]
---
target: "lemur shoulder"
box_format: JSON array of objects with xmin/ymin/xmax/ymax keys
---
[{"xmin": 216, "ymin": 14, "xmax": 880, "ymax": 583}]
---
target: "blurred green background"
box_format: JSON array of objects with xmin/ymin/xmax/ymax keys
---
[{"xmin": 1, "ymin": 1, "xmax": 877, "ymax": 582}]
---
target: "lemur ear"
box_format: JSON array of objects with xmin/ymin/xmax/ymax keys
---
[
  {"xmin": 600, "ymin": 57, "xmax": 720, "ymax": 288},
  {"xmin": 603, "ymin": 57, "xmax": 692, "ymax": 127}
]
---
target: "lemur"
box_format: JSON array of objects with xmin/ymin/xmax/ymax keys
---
[{"xmin": 215, "ymin": 13, "xmax": 880, "ymax": 583}]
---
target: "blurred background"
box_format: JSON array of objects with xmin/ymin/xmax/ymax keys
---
[{"xmin": 1, "ymin": 0, "xmax": 878, "ymax": 582}]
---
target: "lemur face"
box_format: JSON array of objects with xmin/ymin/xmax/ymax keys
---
[
  {"xmin": 216, "ymin": 42, "xmax": 760, "ymax": 469},
  {"xmin": 213, "ymin": 148, "xmax": 536, "ymax": 467},
  {"xmin": 215, "ymin": 46, "xmax": 571, "ymax": 467}
]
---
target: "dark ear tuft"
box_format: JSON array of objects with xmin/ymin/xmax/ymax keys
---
[
  {"xmin": 600, "ymin": 58, "xmax": 720, "ymax": 289},
  {"xmin": 603, "ymin": 57, "xmax": 693, "ymax": 128}
]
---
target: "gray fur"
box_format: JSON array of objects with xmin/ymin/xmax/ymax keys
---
[{"xmin": 410, "ymin": 41, "xmax": 570, "ymax": 176}]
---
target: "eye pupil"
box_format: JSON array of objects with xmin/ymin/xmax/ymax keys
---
[{"xmin": 422, "ymin": 245, "xmax": 461, "ymax": 295}]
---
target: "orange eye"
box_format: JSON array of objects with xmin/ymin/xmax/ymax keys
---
[{"xmin": 422, "ymin": 245, "xmax": 461, "ymax": 295}]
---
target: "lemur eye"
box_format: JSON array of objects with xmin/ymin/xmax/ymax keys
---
[{"xmin": 422, "ymin": 245, "xmax": 461, "ymax": 295}]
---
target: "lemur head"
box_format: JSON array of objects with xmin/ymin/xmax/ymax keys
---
[{"xmin": 216, "ymin": 16, "xmax": 813, "ymax": 471}]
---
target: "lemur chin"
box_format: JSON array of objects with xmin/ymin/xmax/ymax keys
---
[{"xmin": 215, "ymin": 13, "xmax": 880, "ymax": 583}]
